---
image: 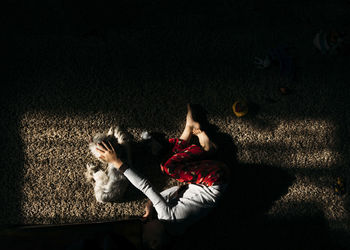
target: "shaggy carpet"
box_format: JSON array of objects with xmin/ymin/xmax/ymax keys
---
[{"xmin": 1, "ymin": 0, "xmax": 350, "ymax": 249}]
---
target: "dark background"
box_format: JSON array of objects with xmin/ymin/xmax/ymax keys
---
[{"xmin": 1, "ymin": 0, "xmax": 350, "ymax": 249}]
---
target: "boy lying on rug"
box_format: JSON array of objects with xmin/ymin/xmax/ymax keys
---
[{"xmin": 96, "ymin": 104, "xmax": 230, "ymax": 250}]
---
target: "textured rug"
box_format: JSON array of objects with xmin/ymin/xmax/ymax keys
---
[{"xmin": 1, "ymin": 1, "xmax": 350, "ymax": 249}]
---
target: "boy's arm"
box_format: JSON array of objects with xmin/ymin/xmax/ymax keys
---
[
  {"xmin": 118, "ymin": 164, "xmax": 174, "ymax": 221},
  {"xmin": 96, "ymin": 141, "xmax": 174, "ymax": 220}
]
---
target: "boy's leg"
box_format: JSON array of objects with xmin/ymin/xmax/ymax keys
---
[
  {"xmin": 193, "ymin": 129, "xmax": 216, "ymax": 152},
  {"xmin": 180, "ymin": 103, "xmax": 201, "ymax": 142},
  {"xmin": 160, "ymin": 143, "xmax": 206, "ymax": 179},
  {"xmin": 179, "ymin": 125, "xmax": 193, "ymax": 142},
  {"xmin": 162, "ymin": 130, "xmax": 214, "ymax": 179},
  {"xmin": 160, "ymin": 103, "xmax": 208, "ymax": 178}
]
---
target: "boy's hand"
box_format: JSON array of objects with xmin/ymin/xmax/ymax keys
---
[
  {"xmin": 96, "ymin": 141, "xmax": 123, "ymax": 169},
  {"xmin": 143, "ymin": 200, "xmax": 153, "ymax": 220}
]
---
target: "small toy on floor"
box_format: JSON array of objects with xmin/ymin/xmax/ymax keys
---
[
  {"xmin": 334, "ymin": 177, "xmax": 346, "ymax": 196},
  {"xmin": 255, "ymin": 45, "xmax": 296, "ymax": 94},
  {"xmin": 313, "ymin": 30, "xmax": 345, "ymax": 55},
  {"xmin": 254, "ymin": 45, "xmax": 296, "ymax": 81},
  {"xmin": 279, "ymin": 87, "xmax": 289, "ymax": 95},
  {"xmin": 232, "ymin": 100, "xmax": 249, "ymax": 117}
]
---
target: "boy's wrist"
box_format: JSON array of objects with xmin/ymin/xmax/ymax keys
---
[
  {"xmin": 112, "ymin": 159, "xmax": 129, "ymax": 173},
  {"xmin": 112, "ymin": 159, "xmax": 124, "ymax": 169},
  {"xmin": 118, "ymin": 162, "xmax": 130, "ymax": 173}
]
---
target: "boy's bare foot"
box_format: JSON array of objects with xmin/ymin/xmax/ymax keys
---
[
  {"xmin": 186, "ymin": 104, "xmax": 201, "ymax": 130},
  {"xmin": 180, "ymin": 104, "xmax": 207, "ymax": 142},
  {"xmin": 192, "ymin": 128, "xmax": 202, "ymax": 136},
  {"xmin": 194, "ymin": 129, "xmax": 215, "ymax": 152}
]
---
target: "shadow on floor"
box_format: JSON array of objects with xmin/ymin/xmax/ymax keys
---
[{"xmin": 171, "ymin": 130, "xmax": 344, "ymax": 250}]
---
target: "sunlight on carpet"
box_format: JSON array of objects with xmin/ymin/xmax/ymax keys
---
[
  {"xmin": 18, "ymin": 111, "xmax": 346, "ymax": 229},
  {"xmin": 268, "ymin": 180, "xmax": 348, "ymax": 227},
  {"xmin": 222, "ymin": 117, "xmax": 341, "ymax": 168}
]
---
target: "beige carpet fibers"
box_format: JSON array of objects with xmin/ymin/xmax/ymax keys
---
[
  {"xmin": 17, "ymin": 111, "xmax": 347, "ymax": 226},
  {"xmin": 1, "ymin": 1, "xmax": 350, "ymax": 248},
  {"xmin": 18, "ymin": 111, "xmax": 180, "ymax": 224}
]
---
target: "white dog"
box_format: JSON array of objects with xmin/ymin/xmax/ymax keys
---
[{"xmin": 85, "ymin": 127, "xmax": 130, "ymax": 203}]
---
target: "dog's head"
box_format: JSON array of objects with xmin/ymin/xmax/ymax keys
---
[{"xmin": 89, "ymin": 127, "xmax": 128, "ymax": 163}]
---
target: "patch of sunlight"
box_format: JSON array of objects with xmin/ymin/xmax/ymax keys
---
[
  {"xmin": 267, "ymin": 180, "xmax": 349, "ymax": 228},
  {"xmin": 18, "ymin": 111, "xmax": 344, "ymax": 225},
  {"xmin": 18, "ymin": 111, "xmax": 148, "ymax": 223},
  {"xmin": 214, "ymin": 117, "xmax": 340, "ymax": 169},
  {"xmin": 239, "ymin": 147, "xmax": 340, "ymax": 169}
]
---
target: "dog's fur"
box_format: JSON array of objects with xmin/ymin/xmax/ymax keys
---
[{"xmin": 85, "ymin": 127, "xmax": 130, "ymax": 203}]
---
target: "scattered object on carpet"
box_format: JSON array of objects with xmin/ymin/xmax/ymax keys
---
[
  {"xmin": 279, "ymin": 87, "xmax": 289, "ymax": 95},
  {"xmin": 232, "ymin": 100, "xmax": 249, "ymax": 117},
  {"xmin": 313, "ymin": 30, "xmax": 345, "ymax": 55},
  {"xmin": 254, "ymin": 45, "xmax": 296, "ymax": 95},
  {"xmin": 141, "ymin": 131, "xmax": 152, "ymax": 140},
  {"xmin": 254, "ymin": 45, "xmax": 296, "ymax": 81},
  {"xmin": 334, "ymin": 177, "xmax": 346, "ymax": 196}
]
